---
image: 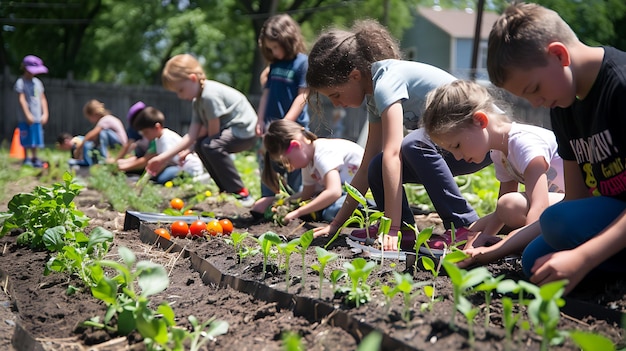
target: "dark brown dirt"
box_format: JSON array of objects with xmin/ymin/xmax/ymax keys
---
[{"xmin": 1, "ymin": 175, "xmax": 626, "ymax": 351}]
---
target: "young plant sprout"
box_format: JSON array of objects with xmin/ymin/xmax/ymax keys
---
[
  {"xmin": 295, "ymin": 230, "xmax": 314, "ymax": 290},
  {"xmin": 325, "ymin": 182, "xmax": 383, "ymax": 249},
  {"xmin": 311, "ymin": 246, "xmax": 339, "ymax": 299},
  {"xmin": 256, "ymin": 232, "xmax": 281, "ymax": 279},
  {"xmin": 277, "ymin": 238, "xmax": 300, "ymax": 292},
  {"xmin": 441, "ymin": 260, "xmax": 491, "ymax": 330},
  {"xmin": 343, "ymin": 257, "xmax": 377, "ymax": 307}
]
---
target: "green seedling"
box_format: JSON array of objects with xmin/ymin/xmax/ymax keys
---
[
  {"xmin": 569, "ymin": 330, "xmax": 615, "ymax": 351},
  {"xmin": 419, "ymin": 254, "xmax": 443, "ymax": 312},
  {"xmin": 295, "ymin": 230, "xmax": 314, "ymax": 290},
  {"xmin": 184, "ymin": 315, "xmax": 229, "ymax": 351},
  {"xmin": 377, "ymin": 216, "xmax": 392, "ymax": 267},
  {"xmin": 325, "ymin": 182, "xmax": 383, "ymax": 249},
  {"xmin": 343, "ymin": 257, "xmax": 377, "ymax": 307},
  {"xmin": 441, "ymin": 260, "xmax": 491, "ymax": 330},
  {"xmin": 413, "ymin": 226, "xmax": 434, "ymax": 276},
  {"xmin": 457, "ymin": 295, "xmax": 480, "ymax": 348},
  {"xmin": 518, "ymin": 279, "xmax": 568, "ymax": 351},
  {"xmin": 224, "ymin": 232, "xmax": 250, "ymax": 263},
  {"xmin": 475, "ymin": 274, "xmax": 505, "ymax": 330},
  {"xmin": 257, "ymin": 232, "xmax": 282, "ymax": 279},
  {"xmin": 310, "ymin": 246, "xmax": 339, "ymax": 299},
  {"xmin": 501, "ymin": 296, "xmax": 521, "ymax": 351},
  {"xmin": 282, "ymin": 330, "xmax": 304, "ymax": 351},
  {"xmin": 277, "ymin": 238, "xmax": 300, "ymax": 292},
  {"xmin": 356, "ymin": 331, "xmax": 382, "ymax": 351},
  {"xmin": 497, "ymin": 279, "xmax": 523, "ymax": 350},
  {"xmin": 329, "ymin": 269, "xmax": 346, "ymax": 295},
  {"xmin": 388, "ymin": 271, "xmax": 430, "ymax": 323}
]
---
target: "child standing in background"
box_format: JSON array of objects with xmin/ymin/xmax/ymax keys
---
[
  {"xmin": 251, "ymin": 14, "xmax": 310, "ymax": 217},
  {"xmin": 307, "ymin": 20, "xmax": 492, "ymax": 253},
  {"xmin": 262, "ymin": 119, "xmax": 363, "ymax": 223},
  {"xmin": 147, "ymin": 54, "xmax": 257, "ymax": 205},
  {"xmin": 422, "ymin": 80, "xmax": 564, "ymax": 254},
  {"xmin": 131, "ymin": 106, "xmax": 205, "ymax": 184},
  {"xmin": 14, "ymin": 55, "xmax": 49, "ymax": 168},
  {"xmin": 459, "ymin": 2, "xmax": 626, "ymax": 294},
  {"xmin": 77, "ymin": 100, "xmax": 128, "ymax": 162}
]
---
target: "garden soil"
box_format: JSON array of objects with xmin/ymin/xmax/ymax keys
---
[{"xmin": 1, "ymin": 174, "xmax": 626, "ymax": 350}]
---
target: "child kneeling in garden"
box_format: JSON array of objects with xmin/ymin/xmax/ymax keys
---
[{"xmin": 262, "ymin": 119, "xmax": 363, "ymax": 223}]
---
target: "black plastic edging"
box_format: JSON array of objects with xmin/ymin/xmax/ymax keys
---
[{"xmin": 137, "ymin": 220, "xmax": 421, "ymax": 351}]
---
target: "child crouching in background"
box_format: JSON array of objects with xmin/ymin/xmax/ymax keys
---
[
  {"xmin": 131, "ymin": 106, "xmax": 206, "ymax": 184},
  {"xmin": 262, "ymin": 119, "xmax": 363, "ymax": 223}
]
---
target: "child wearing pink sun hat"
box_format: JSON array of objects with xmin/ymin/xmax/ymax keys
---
[{"xmin": 14, "ymin": 55, "xmax": 49, "ymax": 167}]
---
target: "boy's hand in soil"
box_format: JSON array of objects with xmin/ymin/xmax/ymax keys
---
[{"xmin": 530, "ymin": 250, "xmax": 588, "ymax": 295}]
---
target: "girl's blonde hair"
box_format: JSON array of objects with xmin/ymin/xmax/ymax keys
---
[
  {"xmin": 83, "ymin": 99, "xmax": 110, "ymax": 118},
  {"xmin": 262, "ymin": 119, "xmax": 317, "ymax": 193},
  {"xmin": 422, "ymin": 80, "xmax": 509, "ymax": 138},
  {"xmin": 258, "ymin": 14, "xmax": 306, "ymax": 63},
  {"xmin": 162, "ymin": 54, "xmax": 206, "ymax": 91},
  {"xmin": 306, "ymin": 19, "xmax": 400, "ymax": 91}
]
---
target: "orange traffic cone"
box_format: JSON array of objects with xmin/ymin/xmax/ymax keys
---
[{"xmin": 9, "ymin": 128, "xmax": 25, "ymax": 160}]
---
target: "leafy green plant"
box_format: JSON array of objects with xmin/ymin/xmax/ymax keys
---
[
  {"xmin": 294, "ymin": 230, "xmax": 314, "ymax": 290},
  {"xmin": 325, "ymin": 182, "xmax": 383, "ymax": 249},
  {"xmin": 86, "ymin": 246, "xmax": 172, "ymax": 339},
  {"xmin": 183, "ymin": 315, "xmax": 229, "ymax": 351},
  {"xmin": 342, "ymin": 257, "xmax": 377, "ymax": 307},
  {"xmin": 310, "ymin": 246, "xmax": 339, "ymax": 299},
  {"xmin": 281, "ymin": 330, "xmax": 304, "ymax": 351},
  {"xmin": 256, "ymin": 232, "xmax": 281, "ymax": 279},
  {"xmin": 501, "ymin": 296, "xmax": 521, "ymax": 351},
  {"xmin": 44, "ymin": 226, "xmax": 114, "ymax": 287},
  {"xmin": 1, "ymin": 172, "xmax": 88, "ymax": 249},
  {"xmin": 456, "ymin": 293, "xmax": 480, "ymax": 348}
]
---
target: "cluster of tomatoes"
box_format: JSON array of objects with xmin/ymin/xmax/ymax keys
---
[
  {"xmin": 153, "ymin": 197, "xmax": 234, "ymax": 240},
  {"xmin": 154, "ymin": 218, "xmax": 233, "ymax": 239}
]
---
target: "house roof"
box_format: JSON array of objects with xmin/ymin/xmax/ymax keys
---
[{"xmin": 417, "ymin": 6, "xmax": 500, "ymax": 39}]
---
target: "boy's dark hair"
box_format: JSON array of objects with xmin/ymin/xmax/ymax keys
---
[
  {"xmin": 258, "ymin": 14, "xmax": 306, "ymax": 63},
  {"xmin": 487, "ymin": 2, "xmax": 578, "ymax": 87},
  {"xmin": 306, "ymin": 19, "xmax": 401, "ymax": 91},
  {"xmin": 132, "ymin": 106, "xmax": 165, "ymax": 130},
  {"xmin": 57, "ymin": 132, "xmax": 72, "ymax": 145}
]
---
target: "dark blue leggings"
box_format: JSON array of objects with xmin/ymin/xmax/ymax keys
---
[{"xmin": 522, "ymin": 196, "xmax": 626, "ymax": 277}]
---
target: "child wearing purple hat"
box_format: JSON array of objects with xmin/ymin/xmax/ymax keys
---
[
  {"xmin": 14, "ymin": 55, "xmax": 49, "ymax": 167},
  {"xmin": 110, "ymin": 101, "xmax": 151, "ymax": 168}
]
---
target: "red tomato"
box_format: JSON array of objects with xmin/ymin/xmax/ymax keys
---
[
  {"xmin": 170, "ymin": 221, "xmax": 189, "ymax": 237},
  {"xmin": 154, "ymin": 228, "xmax": 171, "ymax": 240},
  {"xmin": 219, "ymin": 218, "xmax": 234, "ymax": 235},
  {"xmin": 189, "ymin": 220, "xmax": 207, "ymax": 237},
  {"xmin": 206, "ymin": 220, "xmax": 223, "ymax": 236}
]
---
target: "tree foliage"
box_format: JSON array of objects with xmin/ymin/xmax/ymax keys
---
[{"xmin": 1, "ymin": 0, "xmax": 625, "ymax": 95}]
